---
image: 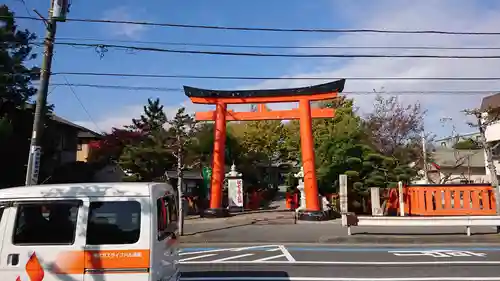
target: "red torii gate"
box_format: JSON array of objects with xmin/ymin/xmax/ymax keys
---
[{"xmin": 183, "ymin": 79, "xmax": 346, "ymax": 220}]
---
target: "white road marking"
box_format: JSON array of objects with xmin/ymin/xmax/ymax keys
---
[
  {"xmin": 180, "ymin": 260, "xmax": 500, "ymax": 265},
  {"xmin": 180, "ymin": 248, "xmax": 238, "ymax": 256},
  {"xmin": 267, "ymin": 248, "xmax": 281, "ymax": 252},
  {"xmin": 279, "ymin": 245, "xmax": 296, "ymax": 262},
  {"xmin": 180, "ymin": 277, "xmax": 500, "ymax": 281},
  {"xmin": 254, "ymin": 254, "xmax": 286, "ymax": 261},
  {"xmin": 180, "ymin": 244, "xmax": 290, "ymax": 262},
  {"xmin": 179, "ymin": 254, "xmax": 217, "ymax": 262},
  {"xmin": 389, "ymin": 250, "xmax": 486, "ymax": 258},
  {"xmin": 232, "ymin": 245, "xmax": 283, "ymax": 251},
  {"xmin": 211, "ymin": 253, "xmax": 254, "ymax": 262},
  {"xmin": 180, "ymin": 245, "xmax": 280, "ymax": 256}
]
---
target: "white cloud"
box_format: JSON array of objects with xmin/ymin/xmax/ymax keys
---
[
  {"xmin": 78, "ymin": 1, "xmax": 500, "ymax": 136},
  {"xmin": 243, "ymin": 0, "xmax": 500, "ymax": 136},
  {"xmin": 102, "ymin": 6, "xmax": 149, "ymax": 38}
]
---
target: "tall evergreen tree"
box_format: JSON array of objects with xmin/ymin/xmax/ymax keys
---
[
  {"xmin": 119, "ymin": 98, "xmax": 175, "ymax": 181},
  {"xmin": 130, "ymin": 98, "xmax": 167, "ymax": 133},
  {"xmin": 0, "ymin": 5, "xmax": 59, "ymax": 187}
]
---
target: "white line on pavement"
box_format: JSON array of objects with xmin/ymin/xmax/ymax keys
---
[
  {"xmin": 179, "ymin": 254, "xmax": 217, "ymax": 262},
  {"xmin": 211, "ymin": 253, "xmax": 254, "ymax": 262},
  {"xmin": 180, "ymin": 248, "xmax": 236, "ymax": 256},
  {"xmin": 267, "ymin": 248, "xmax": 281, "ymax": 252},
  {"xmin": 279, "ymin": 245, "xmax": 296, "ymax": 262},
  {"xmin": 180, "ymin": 277, "xmax": 500, "ymax": 281},
  {"xmin": 180, "ymin": 260, "xmax": 500, "ymax": 265},
  {"xmin": 232, "ymin": 245, "xmax": 283, "ymax": 251},
  {"xmin": 180, "ymin": 245, "xmax": 280, "ymax": 256},
  {"xmin": 254, "ymin": 254, "xmax": 286, "ymax": 261}
]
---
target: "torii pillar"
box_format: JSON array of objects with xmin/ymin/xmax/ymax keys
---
[{"xmin": 183, "ymin": 79, "xmax": 346, "ymax": 220}]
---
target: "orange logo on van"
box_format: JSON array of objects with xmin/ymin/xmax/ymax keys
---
[{"xmin": 16, "ymin": 252, "xmax": 44, "ymax": 281}]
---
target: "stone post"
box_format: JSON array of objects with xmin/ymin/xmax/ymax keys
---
[
  {"xmin": 226, "ymin": 163, "xmax": 244, "ymax": 212},
  {"xmin": 294, "ymin": 166, "xmax": 306, "ymax": 212},
  {"xmin": 398, "ymin": 181, "xmax": 405, "ymax": 217},
  {"xmin": 370, "ymin": 187, "xmax": 383, "ymax": 216},
  {"xmin": 339, "ymin": 174, "xmax": 348, "ymax": 226}
]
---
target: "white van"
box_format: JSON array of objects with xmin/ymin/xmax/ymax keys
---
[{"xmin": 0, "ymin": 182, "xmax": 179, "ymax": 281}]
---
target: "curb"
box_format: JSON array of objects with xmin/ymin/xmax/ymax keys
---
[
  {"xmin": 180, "ymin": 242, "xmax": 500, "ymax": 247},
  {"xmin": 179, "ymin": 235, "xmax": 500, "ymax": 245}
]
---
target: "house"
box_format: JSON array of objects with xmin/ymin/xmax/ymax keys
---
[
  {"xmin": 51, "ymin": 115, "xmax": 102, "ymax": 164},
  {"xmin": 480, "ymin": 92, "xmax": 500, "ymax": 178},
  {"xmin": 434, "ymin": 132, "xmax": 481, "ymax": 149},
  {"xmin": 164, "ymin": 170, "xmax": 204, "ymax": 196},
  {"xmin": 413, "ymin": 148, "xmax": 488, "ymax": 184}
]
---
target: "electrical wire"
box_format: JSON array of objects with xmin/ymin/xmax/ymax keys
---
[
  {"xmin": 54, "ymin": 37, "xmax": 500, "ymax": 50},
  {"xmin": 5, "ymin": 72, "xmax": 500, "ymax": 81},
  {"xmin": 30, "ymin": 41, "xmax": 500, "ymax": 59},
  {"xmin": 41, "ymin": 83, "xmax": 499, "ymax": 95},
  {"xmin": 48, "ymin": 72, "xmax": 500, "ymax": 81},
  {"xmin": 10, "ymin": 15, "xmax": 500, "ymax": 35},
  {"xmin": 60, "ymin": 76, "xmax": 102, "ymax": 132}
]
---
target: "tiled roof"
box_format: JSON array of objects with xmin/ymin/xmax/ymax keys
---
[
  {"xmin": 481, "ymin": 92, "xmax": 500, "ymax": 111},
  {"xmin": 51, "ymin": 115, "xmax": 102, "ymax": 139}
]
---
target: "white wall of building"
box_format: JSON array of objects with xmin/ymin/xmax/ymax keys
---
[{"xmin": 483, "ymin": 112, "xmax": 500, "ymax": 176}]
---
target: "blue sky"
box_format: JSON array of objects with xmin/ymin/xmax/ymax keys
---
[{"xmin": 6, "ymin": 0, "xmax": 500, "ymax": 138}]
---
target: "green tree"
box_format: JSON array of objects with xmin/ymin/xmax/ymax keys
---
[
  {"xmin": 283, "ymin": 97, "xmax": 417, "ymax": 195},
  {"xmin": 166, "ymin": 107, "xmax": 199, "ymax": 169},
  {"xmin": 0, "ymin": 5, "xmax": 60, "ymax": 187},
  {"xmin": 239, "ymin": 113, "xmax": 288, "ymax": 188},
  {"xmin": 453, "ymin": 138, "xmax": 481, "ymax": 150},
  {"xmin": 129, "ymin": 98, "xmax": 167, "ymax": 131},
  {"xmin": 118, "ymin": 98, "xmax": 175, "ymax": 181}
]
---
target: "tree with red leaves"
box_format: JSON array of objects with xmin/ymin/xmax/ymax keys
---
[
  {"xmin": 87, "ymin": 128, "xmax": 142, "ymax": 164},
  {"xmin": 364, "ymin": 95, "xmax": 427, "ymax": 162}
]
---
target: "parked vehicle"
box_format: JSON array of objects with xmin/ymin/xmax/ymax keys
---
[{"xmin": 0, "ymin": 182, "xmax": 179, "ymax": 281}]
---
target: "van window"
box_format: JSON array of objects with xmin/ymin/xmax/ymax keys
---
[
  {"xmin": 12, "ymin": 201, "xmax": 80, "ymax": 245},
  {"xmin": 157, "ymin": 195, "xmax": 178, "ymax": 240},
  {"xmin": 86, "ymin": 201, "xmax": 141, "ymax": 245}
]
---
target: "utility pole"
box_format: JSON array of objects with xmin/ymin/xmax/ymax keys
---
[
  {"xmin": 476, "ymin": 112, "xmax": 500, "ymax": 232},
  {"xmin": 421, "ymin": 130, "xmax": 428, "ymax": 184},
  {"xmin": 25, "ymin": 0, "xmax": 68, "ymax": 185}
]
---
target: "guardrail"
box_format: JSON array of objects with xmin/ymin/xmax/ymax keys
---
[
  {"xmin": 343, "ymin": 214, "xmax": 500, "ymax": 236},
  {"xmin": 337, "ymin": 175, "xmax": 500, "ymax": 236},
  {"xmin": 405, "ymin": 184, "xmax": 496, "ymax": 216}
]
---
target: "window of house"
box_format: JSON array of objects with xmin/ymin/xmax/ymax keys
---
[
  {"xmin": 441, "ymin": 142, "xmax": 447, "ymax": 147},
  {"xmin": 157, "ymin": 195, "xmax": 178, "ymax": 241},
  {"xmin": 77, "ymin": 143, "xmax": 83, "ymax": 151},
  {"xmin": 12, "ymin": 201, "xmax": 80, "ymax": 245},
  {"xmin": 86, "ymin": 201, "xmax": 141, "ymax": 245}
]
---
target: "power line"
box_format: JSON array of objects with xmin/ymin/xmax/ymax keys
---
[
  {"xmin": 6, "ymin": 72, "xmax": 500, "ymax": 81},
  {"xmin": 55, "ymin": 37, "xmax": 500, "ymax": 50},
  {"xmin": 47, "ymin": 72, "xmax": 500, "ymax": 81},
  {"xmin": 11, "ymin": 15, "xmax": 500, "ymax": 35},
  {"xmin": 60, "ymin": 76, "xmax": 102, "ymax": 132},
  {"xmin": 35, "ymin": 41, "xmax": 500, "ymax": 59},
  {"xmin": 42, "ymin": 82, "xmax": 499, "ymax": 95}
]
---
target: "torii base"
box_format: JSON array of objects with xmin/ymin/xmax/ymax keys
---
[
  {"xmin": 297, "ymin": 210, "xmax": 329, "ymax": 221},
  {"xmin": 201, "ymin": 208, "xmax": 230, "ymax": 218}
]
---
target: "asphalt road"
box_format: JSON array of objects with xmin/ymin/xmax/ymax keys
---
[{"xmin": 179, "ymin": 244, "xmax": 500, "ymax": 280}]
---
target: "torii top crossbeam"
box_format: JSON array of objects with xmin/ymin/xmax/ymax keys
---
[
  {"xmin": 184, "ymin": 79, "xmax": 345, "ymax": 121},
  {"xmin": 183, "ymin": 79, "xmax": 345, "ymax": 103}
]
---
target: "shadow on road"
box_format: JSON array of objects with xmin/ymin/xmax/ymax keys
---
[
  {"xmin": 184, "ymin": 221, "xmax": 257, "ymax": 236},
  {"xmin": 184, "ymin": 215, "xmax": 296, "ymax": 236}
]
